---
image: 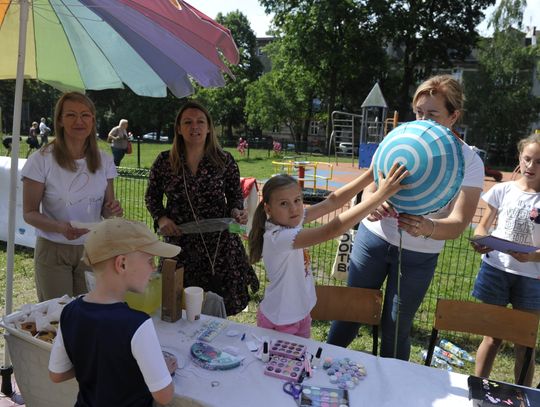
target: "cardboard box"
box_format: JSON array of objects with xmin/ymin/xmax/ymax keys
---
[{"xmin": 161, "ymin": 259, "xmax": 184, "ymax": 322}]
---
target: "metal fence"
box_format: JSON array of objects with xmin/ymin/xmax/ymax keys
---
[{"xmin": 113, "ymin": 168, "xmax": 486, "ymax": 335}]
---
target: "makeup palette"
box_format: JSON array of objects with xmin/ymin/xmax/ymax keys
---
[
  {"xmin": 298, "ymin": 385, "xmax": 349, "ymax": 407},
  {"xmin": 269, "ymin": 339, "xmax": 306, "ymax": 360},
  {"xmin": 263, "ymin": 355, "xmax": 305, "ymax": 382}
]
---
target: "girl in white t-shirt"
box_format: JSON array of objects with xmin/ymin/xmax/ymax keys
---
[
  {"xmin": 472, "ymin": 133, "xmax": 540, "ymax": 387},
  {"xmin": 248, "ymin": 164, "xmax": 408, "ymax": 338}
]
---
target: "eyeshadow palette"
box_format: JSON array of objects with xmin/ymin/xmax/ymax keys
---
[
  {"xmin": 263, "ymin": 355, "xmax": 305, "ymax": 382},
  {"xmin": 269, "ymin": 339, "xmax": 306, "ymax": 360},
  {"xmin": 298, "ymin": 385, "xmax": 350, "ymax": 407}
]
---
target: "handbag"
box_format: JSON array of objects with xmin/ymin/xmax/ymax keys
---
[{"xmin": 126, "ymin": 140, "xmax": 133, "ymax": 154}]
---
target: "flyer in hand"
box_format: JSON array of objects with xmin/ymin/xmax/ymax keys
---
[{"xmin": 468, "ymin": 235, "xmax": 539, "ymax": 254}]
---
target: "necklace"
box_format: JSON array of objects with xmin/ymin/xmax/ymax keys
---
[{"xmin": 181, "ymin": 161, "xmax": 222, "ymax": 276}]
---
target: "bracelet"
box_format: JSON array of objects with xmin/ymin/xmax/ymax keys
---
[{"xmin": 423, "ymin": 218, "xmax": 435, "ymax": 239}]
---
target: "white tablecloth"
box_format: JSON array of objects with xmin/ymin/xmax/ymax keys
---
[{"xmin": 153, "ymin": 315, "xmax": 472, "ymax": 407}]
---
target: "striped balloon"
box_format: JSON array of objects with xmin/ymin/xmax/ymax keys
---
[{"xmin": 373, "ymin": 120, "xmax": 464, "ymax": 215}]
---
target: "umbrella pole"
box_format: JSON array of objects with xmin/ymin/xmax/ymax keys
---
[{"xmin": 2, "ymin": 0, "xmax": 29, "ymax": 397}]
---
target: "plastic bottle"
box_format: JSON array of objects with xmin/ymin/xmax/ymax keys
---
[
  {"xmin": 421, "ymin": 350, "xmax": 453, "ymax": 371},
  {"xmin": 434, "ymin": 346, "xmax": 464, "ymax": 367},
  {"xmin": 439, "ymin": 339, "xmax": 475, "ymax": 363}
]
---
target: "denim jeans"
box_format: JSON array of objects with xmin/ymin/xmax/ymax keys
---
[{"xmin": 327, "ymin": 223, "xmax": 439, "ymax": 360}]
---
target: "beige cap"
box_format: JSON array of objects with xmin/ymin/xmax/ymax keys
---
[{"xmin": 82, "ymin": 218, "xmax": 180, "ymax": 266}]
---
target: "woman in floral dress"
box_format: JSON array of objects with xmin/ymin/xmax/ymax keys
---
[{"xmin": 145, "ymin": 101, "xmax": 259, "ymax": 315}]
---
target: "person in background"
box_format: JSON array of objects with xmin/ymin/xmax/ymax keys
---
[
  {"xmin": 49, "ymin": 218, "xmax": 179, "ymax": 406},
  {"xmin": 39, "ymin": 117, "xmax": 51, "ymax": 146},
  {"xmin": 22, "ymin": 92, "xmax": 123, "ymax": 302},
  {"xmin": 26, "ymin": 121, "xmax": 40, "ymax": 157},
  {"xmin": 145, "ymin": 100, "xmax": 259, "ymax": 316},
  {"xmin": 248, "ymin": 164, "xmax": 407, "ymax": 338},
  {"xmin": 327, "ymin": 74, "xmax": 485, "ymax": 360},
  {"xmin": 108, "ymin": 119, "xmax": 129, "ymax": 167},
  {"xmin": 471, "ymin": 133, "xmax": 540, "ymax": 387}
]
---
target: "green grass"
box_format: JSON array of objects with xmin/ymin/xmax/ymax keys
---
[{"xmin": 1, "ymin": 143, "xmax": 538, "ymax": 385}]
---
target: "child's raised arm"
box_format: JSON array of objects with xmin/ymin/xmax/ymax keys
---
[
  {"xmin": 294, "ymin": 163, "xmax": 408, "ymax": 249},
  {"xmin": 305, "ymin": 162, "xmax": 375, "ymax": 223}
]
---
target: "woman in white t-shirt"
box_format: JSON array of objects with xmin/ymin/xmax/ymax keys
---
[
  {"xmin": 248, "ymin": 165, "xmax": 408, "ymax": 338},
  {"xmin": 22, "ymin": 92, "xmax": 123, "ymax": 302},
  {"xmin": 471, "ymin": 133, "xmax": 540, "ymax": 387},
  {"xmin": 328, "ymin": 75, "xmax": 485, "ymax": 360}
]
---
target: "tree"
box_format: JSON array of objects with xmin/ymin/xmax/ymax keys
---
[
  {"xmin": 465, "ymin": 0, "xmax": 540, "ymax": 166},
  {"xmin": 375, "ymin": 0, "xmax": 495, "ymax": 119},
  {"xmin": 260, "ymin": 0, "xmax": 388, "ymax": 145},
  {"xmin": 245, "ymin": 40, "xmax": 318, "ymax": 146},
  {"xmin": 196, "ymin": 11, "xmax": 263, "ymax": 141}
]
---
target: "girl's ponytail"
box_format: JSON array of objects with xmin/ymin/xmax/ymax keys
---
[{"xmin": 248, "ymin": 201, "xmax": 267, "ymax": 264}]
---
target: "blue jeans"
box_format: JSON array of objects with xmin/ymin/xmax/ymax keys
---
[{"xmin": 327, "ymin": 223, "xmax": 439, "ymax": 360}]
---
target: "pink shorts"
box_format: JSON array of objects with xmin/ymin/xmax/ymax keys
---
[{"xmin": 256, "ymin": 308, "xmax": 311, "ymax": 338}]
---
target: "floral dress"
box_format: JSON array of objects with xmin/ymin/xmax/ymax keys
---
[{"xmin": 145, "ymin": 150, "xmax": 259, "ymax": 315}]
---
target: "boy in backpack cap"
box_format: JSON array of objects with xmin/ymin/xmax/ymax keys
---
[{"xmin": 49, "ymin": 218, "xmax": 181, "ymax": 406}]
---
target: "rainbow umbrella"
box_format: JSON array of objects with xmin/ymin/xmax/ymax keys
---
[
  {"xmin": 0, "ymin": 0, "xmax": 239, "ymax": 385},
  {"xmin": 0, "ymin": 0, "xmax": 239, "ymax": 97}
]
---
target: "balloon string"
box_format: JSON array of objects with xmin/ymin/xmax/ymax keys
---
[{"xmin": 393, "ymin": 228, "xmax": 403, "ymax": 359}]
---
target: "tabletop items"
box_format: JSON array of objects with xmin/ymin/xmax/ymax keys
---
[
  {"xmin": 4, "ymin": 295, "xmax": 73, "ymax": 344},
  {"xmin": 190, "ymin": 342, "xmax": 242, "ymax": 371},
  {"xmin": 322, "ymin": 358, "xmax": 367, "ymax": 390},
  {"xmin": 467, "ymin": 375, "xmax": 540, "ymax": 406},
  {"xmin": 297, "ymin": 385, "xmax": 350, "ymax": 407}
]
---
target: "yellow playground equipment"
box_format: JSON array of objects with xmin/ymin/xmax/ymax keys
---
[{"xmin": 272, "ymin": 160, "xmax": 334, "ymax": 193}]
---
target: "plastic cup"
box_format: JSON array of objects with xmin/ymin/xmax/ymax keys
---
[{"xmin": 184, "ymin": 286, "xmax": 204, "ymax": 322}]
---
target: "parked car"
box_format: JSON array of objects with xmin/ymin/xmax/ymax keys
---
[
  {"xmin": 142, "ymin": 132, "xmax": 169, "ymax": 143},
  {"xmin": 337, "ymin": 142, "xmax": 357, "ymax": 155}
]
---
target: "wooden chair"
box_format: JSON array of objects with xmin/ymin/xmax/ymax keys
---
[
  {"xmin": 311, "ymin": 285, "xmax": 383, "ymax": 355},
  {"xmin": 424, "ymin": 299, "xmax": 539, "ymax": 386}
]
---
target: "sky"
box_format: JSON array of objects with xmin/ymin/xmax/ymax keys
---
[{"xmin": 188, "ymin": 0, "xmax": 539, "ymax": 38}]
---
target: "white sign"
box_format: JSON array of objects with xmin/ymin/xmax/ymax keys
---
[{"xmin": 0, "ymin": 156, "xmax": 36, "ymax": 248}]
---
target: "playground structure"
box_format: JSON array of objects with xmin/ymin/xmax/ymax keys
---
[
  {"xmin": 329, "ymin": 82, "xmax": 399, "ymax": 168},
  {"xmin": 272, "ymin": 160, "xmax": 335, "ymax": 203}
]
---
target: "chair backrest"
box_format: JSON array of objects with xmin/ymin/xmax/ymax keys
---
[
  {"xmin": 311, "ymin": 285, "xmax": 382, "ymax": 355},
  {"xmin": 311, "ymin": 286, "xmax": 382, "ymax": 325},
  {"xmin": 433, "ymin": 299, "xmax": 539, "ymax": 348},
  {"xmin": 426, "ymin": 299, "xmax": 539, "ymax": 385}
]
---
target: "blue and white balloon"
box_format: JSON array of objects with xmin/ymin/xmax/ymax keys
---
[{"xmin": 373, "ymin": 120, "xmax": 464, "ymax": 215}]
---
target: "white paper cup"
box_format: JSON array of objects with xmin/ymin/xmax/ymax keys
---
[{"xmin": 184, "ymin": 286, "xmax": 204, "ymax": 322}]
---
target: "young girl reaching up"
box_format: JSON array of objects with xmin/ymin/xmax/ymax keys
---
[
  {"xmin": 248, "ymin": 163, "xmax": 408, "ymax": 338},
  {"xmin": 471, "ymin": 133, "xmax": 540, "ymax": 386}
]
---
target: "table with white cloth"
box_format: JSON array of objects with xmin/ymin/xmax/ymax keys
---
[{"xmin": 154, "ymin": 314, "xmax": 474, "ymax": 407}]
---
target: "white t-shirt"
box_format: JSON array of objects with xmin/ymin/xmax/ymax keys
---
[
  {"xmin": 481, "ymin": 182, "xmax": 540, "ymax": 279},
  {"xmin": 363, "ymin": 142, "xmax": 484, "ymax": 253},
  {"xmin": 49, "ymin": 318, "xmax": 171, "ymax": 393},
  {"xmin": 259, "ymin": 218, "xmax": 317, "ymax": 325},
  {"xmin": 21, "ymin": 147, "xmax": 117, "ymax": 245}
]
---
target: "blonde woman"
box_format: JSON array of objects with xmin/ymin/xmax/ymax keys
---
[
  {"xmin": 108, "ymin": 118, "xmax": 129, "ymax": 166},
  {"xmin": 22, "ymin": 92, "xmax": 123, "ymax": 301},
  {"xmin": 328, "ymin": 75, "xmax": 485, "ymax": 360}
]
